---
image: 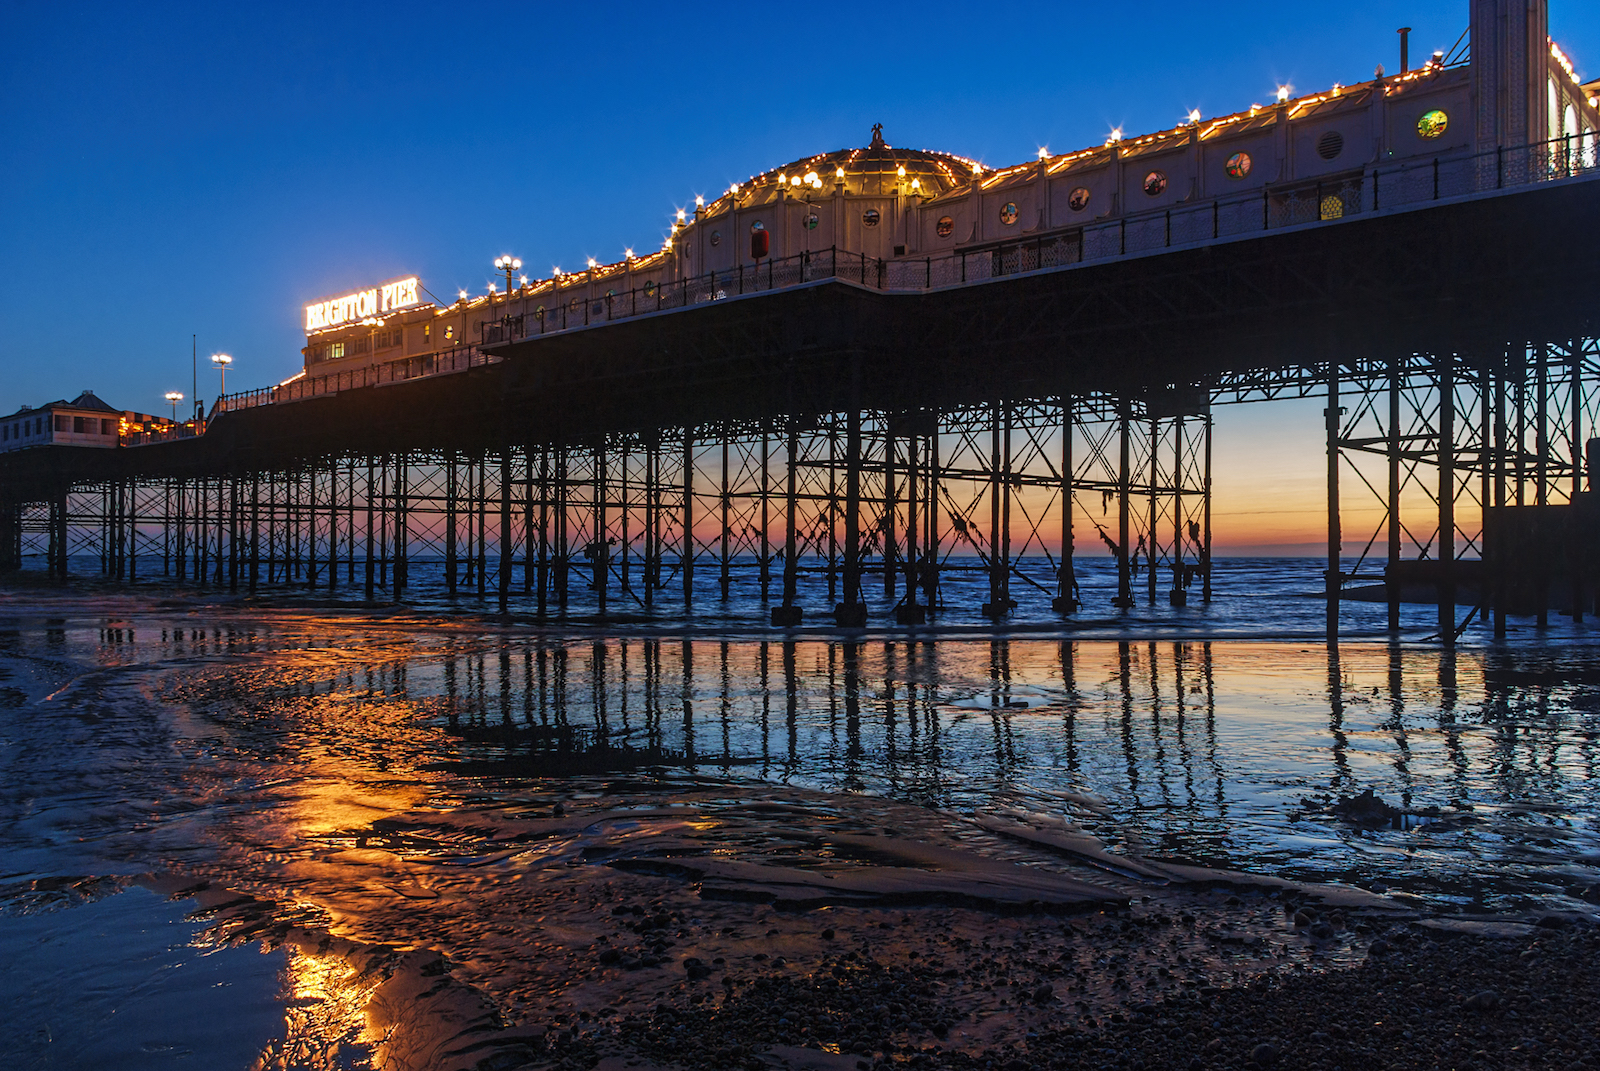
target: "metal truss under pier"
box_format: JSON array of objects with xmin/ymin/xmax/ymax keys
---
[{"xmin": 3, "ymin": 174, "xmax": 1599, "ymax": 638}]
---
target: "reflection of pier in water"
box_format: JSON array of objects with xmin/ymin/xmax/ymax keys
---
[
  {"xmin": 345, "ymin": 637, "xmax": 1591, "ymax": 876},
  {"xmin": 114, "ymin": 622, "xmax": 1600, "ymax": 902}
]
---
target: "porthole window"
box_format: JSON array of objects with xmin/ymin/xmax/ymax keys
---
[
  {"xmin": 1143, "ymin": 171, "xmax": 1168, "ymax": 196},
  {"xmin": 936, "ymin": 215, "xmax": 954, "ymax": 238},
  {"xmin": 1067, "ymin": 187, "xmax": 1090, "ymax": 211},
  {"xmin": 750, "ymin": 220, "xmax": 765, "ymax": 233},
  {"xmin": 1417, "ymin": 109, "xmax": 1448, "ymax": 139},
  {"xmin": 570, "ymin": 298, "xmax": 583, "ymax": 312},
  {"xmin": 644, "ymin": 281, "xmax": 658, "ymax": 298},
  {"xmin": 805, "ymin": 213, "xmax": 819, "ymax": 230},
  {"xmin": 999, "ymin": 202, "xmax": 1019, "ymax": 225},
  {"xmin": 1225, "ymin": 152, "xmax": 1252, "ymax": 179},
  {"xmin": 709, "ymin": 230, "xmax": 721, "ymax": 247},
  {"xmin": 863, "ymin": 209, "xmax": 881, "ymax": 227},
  {"xmin": 535, "ymin": 305, "xmax": 545, "ymax": 318},
  {"xmin": 1317, "ymin": 130, "xmax": 1345, "ymax": 160}
]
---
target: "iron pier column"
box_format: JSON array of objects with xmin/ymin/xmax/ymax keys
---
[
  {"xmin": 1055, "ymin": 394, "xmax": 1077, "ymax": 613},
  {"xmin": 1493, "ymin": 354, "xmax": 1508, "ymax": 637},
  {"xmin": 682, "ymin": 429, "xmax": 693, "ymax": 610},
  {"xmin": 1327, "ymin": 360, "xmax": 1342, "ymax": 639},
  {"xmin": 446, "ymin": 450, "xmax": 458, "ymax": 594},
  {"xmin": 1115, "ymin": 403, "xmax": 1133, "ymax": 608},
  {"xmin": 1388, "ymin": 355, "xmax": 1402, "ymax": 631},
  {"xmin": 838, "ymin": 391, "xmax": 864, "ymax": 626},
  {"xmin": 1438, "ymin": 355, "xmax": 1455, "ymax": 641},
  {"xmin": 500, "ymin": 448, "xmax": 512, "ymax": 614},
  {"xmin": 594, "ymin": 442, "xmax": 607, "ymax": 617},
  {"xmin": 774, "ymin": 416, "xmax": 801, "ymax": 626}
]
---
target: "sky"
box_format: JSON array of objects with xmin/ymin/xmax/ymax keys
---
[{"xmin": 4, "ymin": 1, "xmax": 1598, "ymax": 550}]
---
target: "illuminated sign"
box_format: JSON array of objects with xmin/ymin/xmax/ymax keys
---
[{"xmin": 305, "ymin": 277, "xmax": 420, "ymax": 331}]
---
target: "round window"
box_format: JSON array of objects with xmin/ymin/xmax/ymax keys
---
[
  {"xmin": 569, "ymin": 298, "xmax": 583, "ymax": 312},
  {"xmin": 863, "ymin": 209, "xmax": 881, "ymax": 227},
  {"xmin": 709, "ymin": 230, "xmax": 721, "ymax": 246},
  {"xmin": 534, "ymin": 305, "xmax": 545, "ymax": 318},
  {"xmin": 1067, "ymin": 187, "xmax": 1090, "ymax": 211},
  {"xmin": 1143, "ymin": 170, "xmax": 1168, "ymax": 196},
  {"xmin": 1417, "ymin": 109, "xmax": 1448, "ymax": 139},
  {"xmin": 1317, "ymin": 130, "xmax": 1345, "ymax": 160},
  {"xmin": 999, "ymin": 202, "xmax": 1019, "ymax": 225},
  {"xmin": 644, "ymin": 281, "xmax": 658, "ymax": 298},
  {"xmin": 805, "ymin": 213, "xmax": 819, "ymax": 231},
  {"xmin": 750, "ymin": 220, "xmax": 765, "ymax": 233},
  {"xmin": 1225, "ymin": 152, "xmax": 1252, "ymax": 179},
  {"xmin": 936, "ymin": 215, "xmax": 955, "ymax": 238}
]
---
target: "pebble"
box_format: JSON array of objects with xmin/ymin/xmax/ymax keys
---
[{"xmin": 1249, "ymin": 1041, "xmax": 1279, "ymax": 1065}]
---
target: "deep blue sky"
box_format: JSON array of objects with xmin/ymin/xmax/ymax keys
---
[{"xmin": 4, "ymin": 1, "xmax": 1598, "ymax": 414}]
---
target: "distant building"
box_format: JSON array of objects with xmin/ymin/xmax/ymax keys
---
[{"xmin": 0, "ymin": 391, "xmax": 171, "ymax": 453}]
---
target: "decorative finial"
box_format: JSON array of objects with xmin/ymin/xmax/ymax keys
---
[{"xmin": 869, "ymin": 122, "xmax": 886, "ymax": 148}]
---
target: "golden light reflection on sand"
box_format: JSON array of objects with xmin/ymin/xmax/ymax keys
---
[{"xmin": 250, "ymin": 941, "xmax": 382, "ymax": 1071}]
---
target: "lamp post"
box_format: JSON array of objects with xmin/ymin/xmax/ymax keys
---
[
  {"xmin": 165, "ymin": 391, "xmax": 183, "ymax": 421},
  {"xmin": 494, "ymin": 255, "xmax": 522, "ymax": 299},
  {"xmin": 211, "ymin": 353, "xmax": 232, "ymax": 399}
]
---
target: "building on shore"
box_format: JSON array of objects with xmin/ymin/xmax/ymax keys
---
[{"xmin": 0, "ymin": 391, "xmax": 177, "ymax": 453}]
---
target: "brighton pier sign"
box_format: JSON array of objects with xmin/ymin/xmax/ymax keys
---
[{"xmin": 305, "ymin": 277, "xmax": 421, "ymax": 331}]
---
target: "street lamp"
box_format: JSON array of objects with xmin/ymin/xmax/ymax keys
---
[
  {"xmin": 494, "ymin": 255, "xmax": 522, "ymax": 297},
  {"xmin": 211, "ymin": 353, "xmax": 232, "ymax": 397},
  {"xmin": 164, "ymin": 391, "xmax": 183, "ymax": 421}
]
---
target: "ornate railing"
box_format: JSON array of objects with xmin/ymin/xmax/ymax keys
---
[{"xmin": 211, "ymin": 133, "xmax": 1599, "ymax": 418}]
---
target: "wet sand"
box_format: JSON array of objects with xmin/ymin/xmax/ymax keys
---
[{"xmin": 1, "ymin": 584, "xmax": 1598, "ymax": 1069}]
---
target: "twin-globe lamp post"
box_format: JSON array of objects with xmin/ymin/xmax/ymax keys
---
[
  {"xmin": 494, "ymin": 255, "xmax": 522, "ymax": 297},
  {"xmin": 164, "ymin": 391, "xmax": 184, "ymax": 422}
]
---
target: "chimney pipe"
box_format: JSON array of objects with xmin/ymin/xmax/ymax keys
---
[{"xmin": 1398, "ymin": 27, "xmax": 1412, "ymax": 72}]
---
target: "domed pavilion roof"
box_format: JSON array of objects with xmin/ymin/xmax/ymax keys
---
[{"xmin": 698, "ymin": 125, "xmax": 982, "ymax": 213}]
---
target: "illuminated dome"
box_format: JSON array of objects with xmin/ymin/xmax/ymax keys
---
[{"xmin": 704, "ymin": 124, "xmax": 981, "ymax": 210}]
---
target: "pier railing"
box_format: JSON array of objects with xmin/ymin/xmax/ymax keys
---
[{"xmin": 209, "ymin": 133, "xmax": 1598, "ymax": 420}]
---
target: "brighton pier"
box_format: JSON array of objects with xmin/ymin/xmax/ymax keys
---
[{"xmin": 4, "ymin": 0, "xmax": 1600, "ymax": 641}]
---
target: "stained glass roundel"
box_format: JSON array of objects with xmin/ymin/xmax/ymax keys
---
[
  {"xmin": 1144, "ymin": 171, "xmax": 1168, "ymax": 196},
  {"xmin": 1068, "ymin": 187, "xmax": 1090, "ymax": 211},
  {"xmin": 709, "ymin": 231, "xmax": 721, "ymax": 246},
  {"xmin": 863, "ymin": 209, "xmax": 881, "ymax": 227},
  {"xmin": 1225, "ymin": 152, "xmax": 1252, "ymax": 179},
  {"xmin": 1417, "ymin": 109, "xmax": 1448, "ymax": 139},
  {"xmin": 999, "ymin": 202, "xmax": 1019, "ymax": 225},
  {"xmin": 936, "ymin": 216, "xmax": 955, "ymax": 238}
]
